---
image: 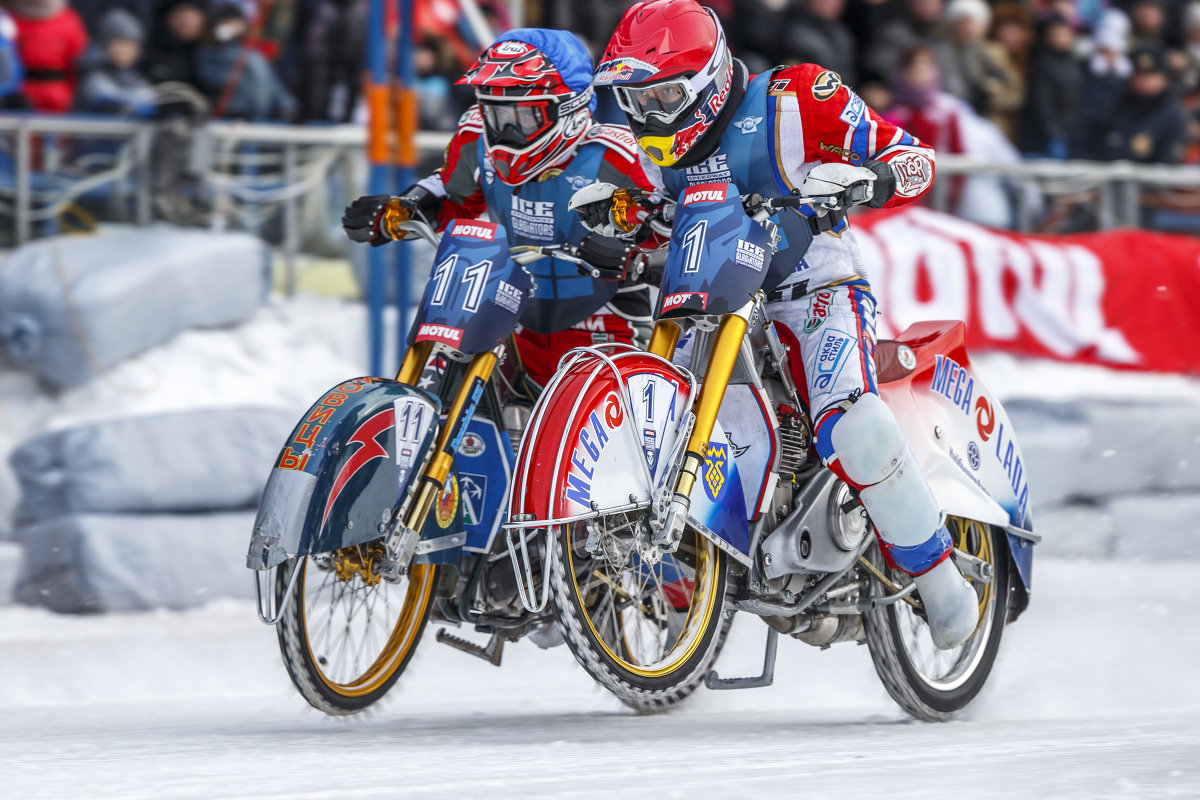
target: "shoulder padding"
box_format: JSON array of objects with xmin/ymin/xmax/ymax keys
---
[
  {"xmin": 458, "ymin": 104, "xmax": 484, "ymax": 132},
  {"xmin": 582, "ymin": 124, "xmax": 640, "ymax": 162}
]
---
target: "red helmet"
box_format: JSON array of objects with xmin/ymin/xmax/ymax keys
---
[
  {"xmin": 594, "ymin": 0, "xmax": 733, "ymax": 168},
  {"xmin": 458, "ymin": 32, "xmax": 595, "ymax": 185}
]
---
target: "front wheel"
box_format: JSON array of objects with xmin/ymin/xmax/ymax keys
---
[
  {"xmin": 863, "ymin": 516, "xmax": 1010, "ymax": 721},
  {"xmin": 276, "ymin": 545, "xmax": 439, "ymax": 715},
  {"xmin": 549, "ymin": 513, "xmax": 730, "ymax": 713}
]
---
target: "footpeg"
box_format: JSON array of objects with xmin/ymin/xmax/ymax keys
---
[
  {"xmin": 436, "ymin": 628, "xmax": 505, "ymax": 666},
  {"xmin": 705, "ymin": 626, "xmax": 778, "ymax": 690}
]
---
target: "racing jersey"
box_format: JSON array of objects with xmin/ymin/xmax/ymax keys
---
[{"xmin": 645, "ymin": 62, "xmax": 935, "ymax": 295}]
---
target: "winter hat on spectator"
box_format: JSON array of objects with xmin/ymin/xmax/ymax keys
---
[
  {"xmin": 946, "ymin": 0, "xmax": 991, "ymax": 29},
  {"xmin": 1093, "ymin": 8, "xmax": 1130, "ymax": 53},
  {"xmin": 1130, "ymin": 42, "xmax": 1169, "ymax": 73},
  {"xmin": 98, "ymin": 8, "xmax": 145, "ymax": 45},
  {"xmin": 6, "ymin": 0, "xmax": 67, "ymax": 20}
]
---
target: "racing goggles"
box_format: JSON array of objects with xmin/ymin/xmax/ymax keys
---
[
  {"xmin": 613, "ymin": 78, "xmax": 698, "ymax": 125},
  {"xmin": 479, "ymin": 96, "xmax": 558, "ymax": 150}
]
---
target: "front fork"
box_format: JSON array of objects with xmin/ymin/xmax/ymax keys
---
[
  {"xmin": 648, "ymin": 301, "xmax": 753, "ymax": 547},
  {"xmin": 388, "ymin": 342, "xmax": 501, "ymax": 562}
]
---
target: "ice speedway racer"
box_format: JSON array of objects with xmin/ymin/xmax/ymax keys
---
[
  {"xmin": 501, "ymin": 179, "xmax": 1040, "ymax": 720},
  {"xmin": 246, "ymin": 216, "xmax": 636, "ymax": 714}
]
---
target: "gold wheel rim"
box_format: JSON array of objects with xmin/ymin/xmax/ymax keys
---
[
  {"xmin": 567, "ymin": 523, "xmax": 719, "ymax": 678},
  {"xmin": 951, "ymin": 516, "xmax": 994, "ymax": 636},
  {"xmin": 300, "ymin": 558, "xmax": 436, "ymax": 697}
]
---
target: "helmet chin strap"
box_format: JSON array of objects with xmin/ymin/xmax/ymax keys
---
[{"xmin": 668, "ymin": 57, "xmax": 749, "ymax": 170}]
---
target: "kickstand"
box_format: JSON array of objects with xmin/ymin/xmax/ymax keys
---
[
  {"xmin": 436, "ymin": 628, "xmax": 505, "ymax": 666},
  {"xmin": 705, "ymin": 626, "xmax": 778, "ymax": 690}
]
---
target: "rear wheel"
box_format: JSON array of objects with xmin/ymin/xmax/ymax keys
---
[
  {"xmin": 549, "ymin": 513, "xmax": 729, "ymax": 713},
  {"xmin": 276, "ymin": 544, "xmax": 439, "ymax": 715},
  {"xmin": 864, "ymin": 516, "xmax": 1009, "ymax": 721}
]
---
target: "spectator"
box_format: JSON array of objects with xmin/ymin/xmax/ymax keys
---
[
  {"xmin": 987, "ymin": 2, "xmax": 1033, "ymax": 141},
  {"xmin": 884, "ymin": 44, "xmax": 1023, "ymax": 226},
  {"xmin": 867, "ymin": 0, "xmax": 962, "ymax": 97},
  {"xmin": 787, "ymin": 0, "xmax": 857, "ymax": 84},
  {"xmin": 76, "ymin": 8, "xmax": 156, "ymax": 115},
  {"xmin": 7, "ymin": 0, "xmax": 88, "ymax": 112},
  {"xmin": 944, "ymin": 0, "xmax": 1022, "ymax": 125},
  {"xmin": 1129, "ymin": 0, "xmax": 1168, "ymax": 48},
  {"xmin": 1102, "ymin": 44, "xmax": 1187, "ymax": 162},
  {"xmin": 731, "ymin": 0, "xmax": 801, "ymax": 73},
  {"xmin": 296, "ymin": 0, "xmax": 364, "ymax": 122},
  {"xmin": 1176, "ymin": 1, "xmax": 1200, "ymax": 96},
  {"xmin": 143, "ymin": 0, "xmax": 206, "ymax": 86},
  {"xmin": 413, "ymin": 37, "xmax": 459, "ymax": 131},
  {"xmin": 1074, "ymin": 9, "xmax": 1132, "ymax": 158},
  {"xmin": 193, "ymin": 2, "xmax": 296, "ymax": 120},
  {"xmin": 1018, "ymin": 15, "xmax": 1080, "ymax": 158},
  {"xmin": 0, "ymin": 7, "xmax": 29, "ymax": 107}
]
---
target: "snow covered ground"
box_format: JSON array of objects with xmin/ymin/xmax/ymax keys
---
[{"xmin": 1, "ymin": 557, "xmax": 1197, "ymax": 799}]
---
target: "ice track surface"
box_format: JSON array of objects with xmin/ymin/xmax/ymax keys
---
[{"xmin": 2, "ymin": 558, "xmax": 1198, "ymax": 799}]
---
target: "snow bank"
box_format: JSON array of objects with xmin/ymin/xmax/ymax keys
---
[
  {"xmin": 15, "ymin": 511, "xmax": 254, "ymax": 612},
  {"xmin": 10, "ymin": 408, "xmax": 295, "ymax": 524},
  {"xmin": 0, "ymin": 227, "xmax": 269, "ymax": 389}
]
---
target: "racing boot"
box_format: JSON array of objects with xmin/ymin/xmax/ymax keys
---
[{"xmin": 911, "ymin": 533, "xmax": 980, "ymax": 650}]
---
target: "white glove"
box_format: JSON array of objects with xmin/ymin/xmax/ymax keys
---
[
  {"xmin": 568, "ymin": 182, "xmax": 622, "ymax": 237},
  {"xmin": 801, "ymin": 163, "xmax": 877, "ymax": 214}
]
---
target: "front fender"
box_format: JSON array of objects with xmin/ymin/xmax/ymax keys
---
[
  {"xmin": 509, "ymin": 348, "xmax": 751, "ymax": 562},
  {"xmin": 247, "ymin": 377, "xmax": 441, "ymax": 569}
]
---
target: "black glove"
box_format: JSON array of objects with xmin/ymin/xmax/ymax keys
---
[
  {"xmin": 576, "ymin": 233, "xmax": 633, "ymax": 281},
  {"xmin": 576, "ymin": 195, "xmax": 615, "ymax": 233},
  {"xmin": 342, "ymin": 186, "xmax": 443, "ymax": 247},
  {"xmin": 342, "ymin": 193, "xmax": 394, "ymax": 247},
  {"xmin": 863, "ymin": 159, "xmax": 896, "ymax": 208}
]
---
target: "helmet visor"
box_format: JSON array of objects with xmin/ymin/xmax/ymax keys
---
[
  {"xmin": 613, "ymin": 78, "xmax": 697, "ymax": 125},
  {"xmin": 479, "ymin": 97, "xmax": 557, "ymax": 150}
]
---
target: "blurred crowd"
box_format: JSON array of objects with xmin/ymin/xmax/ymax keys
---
[{"xmin": 0, "ymin": 0, "xmax": 1195, "ymax": 166}]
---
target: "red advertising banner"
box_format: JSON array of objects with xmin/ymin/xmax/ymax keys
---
[{"xmin": 853, "ymin": 207, "xmax": 1200, "ymax": 374}]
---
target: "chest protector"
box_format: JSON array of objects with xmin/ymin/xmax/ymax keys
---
[
  {"xmin": 656, "ymin": 72, "xmax": 814, "ymax": 295},
  {"xmin": 479, "ymin": 139, "xmax": 617, "ymax": 333}
]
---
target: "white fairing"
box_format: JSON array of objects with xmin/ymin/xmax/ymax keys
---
[{"xmin": 881, "ymin": 353, "xmax": 1033, "ymax": 532}]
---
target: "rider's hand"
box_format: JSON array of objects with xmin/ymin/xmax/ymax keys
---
[
  {"xmin": 342, "ymin": 187, "xmax": 441, "ymax": 247},
  {"xmin": 576, "ymin": 233, "xmax": 634, "ymax": 281},
  {"xmin": 801, "ymin": 163, "xmax": 879, "ymax": 213},
  {"xmin": 570, "ymin": 183, "xmax": 666, "ymax": 240},
  {"xmin": 342, "ymin": 194, "xmax": 400, "ymax": 247}
]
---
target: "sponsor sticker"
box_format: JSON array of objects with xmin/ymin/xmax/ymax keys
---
[
  {"xmin": 684, "ymin": 154, "xmax": 731, "ymax": 183},
  {"xmin": 838, "ymin": 91, "xmax": 865, "ymax": 126},
  {"xmin": 733, "ymin": 115, "xmax": 763, "ymax": 134},
  {"xmin": 511, "ymin": 197, "xmax": 555, "ymax": 241},
  {"xmin": 967, "ymin": 441, "xmax": 981, "ymax": 470},
  {"xmin": 459, "ymin": 473, "xmax": 486, "ymax": 526},
  {"xmin": 594, "ymin": 57, "xmax": 658, "ymax": 84},
  {"xmin": 682, "ymin": 183, "xmax": 728, "ymax": 205},
  {"xmin": 812, "ymin": 70, "xmax": 841, "ymax": 101},
  {"xmin": 435, "ymin": 474, "xmax": 459, "ymax": 528},
  {"xmin": 813, "ymin": 329, "xmax": 853, "ymax": 390},
  {"xmin": 769, "ymin": 78, "xmax": 792, "ymax": 94},
  {"xmin": 735, "ymin": 239, "xmax": 766, "ymax": 271},
  {"xmin": 451, "ymin": 221, "xmax": 497, "ymax": 240},
  {"xmin": 459, "ymin": 431, "xmax": 486, "ymax": 457},
  {"xmin": 662, "ymin": 291, "xmax": 708, "ymax": 312},
  {"xmin": 703, "ymin": 441, "xmax": 728, "ymax": 501},
  {"xmin": 415, "ymin": 323, "xmax": 464, "ymax": 347},
  {"xmin": 818, "ymin": 142, "xmax": 861, "ymax": 162},
  {"xmin": 493, "ymin": 40, "xmax": 531, "ymax": 56},
  {"xmin": 890, "ymin": 151, "xmax": 934, "ymax": 198},
  {"xmin": 804, "ymin": 289, "xmax": 834, "ymax": 333},
  {"xmin": 493, "ymin": 279, "xmax": 524, "ymax": 314}
]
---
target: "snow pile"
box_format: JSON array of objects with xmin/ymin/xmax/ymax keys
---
[
  {"xmin": 0, "ymin": 227, "xmax": 269, "ymax": 389},
  {"xmin": 0, "ymin": 296, "xmax": 373, "ymax": 609}
]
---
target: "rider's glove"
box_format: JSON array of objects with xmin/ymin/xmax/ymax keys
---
[
  {"xmin": 569, "ymin": 182, "xmax": 669, "ymax": 241},
  {"xmin": 342, "ymin": 186, "xmax": 441, "ymax": 247},
  {"xmin": 801, "ymin": 163, "xmax": 880, "ymax": 213},
  {"xmin": 576, "ymin": 233, "xmax": 635, "ymax": 281}
]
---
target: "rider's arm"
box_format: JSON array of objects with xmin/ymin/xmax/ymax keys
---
[
  {"xmin": 768, "ymin": 64, "xmax": 936, "ymax": 209},
  {"xmin": 417, "ymin": 106, "xmax": 489, "ymax": 230}
]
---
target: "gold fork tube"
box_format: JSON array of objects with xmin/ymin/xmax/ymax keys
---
[
  {"xmin": 394, "ymin": 341, "xmax": 433, "ymax": 385},
  {"xmin": 402, "ymin": 349, "xmax": 497, "ymax": 532},
  {"xmin": 674, "ymin": 312, "xmax": 748, "ymax": 498},
  {"xmin": 647, "ymin": 320, "xmax": 681, "ymax": 360}
]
